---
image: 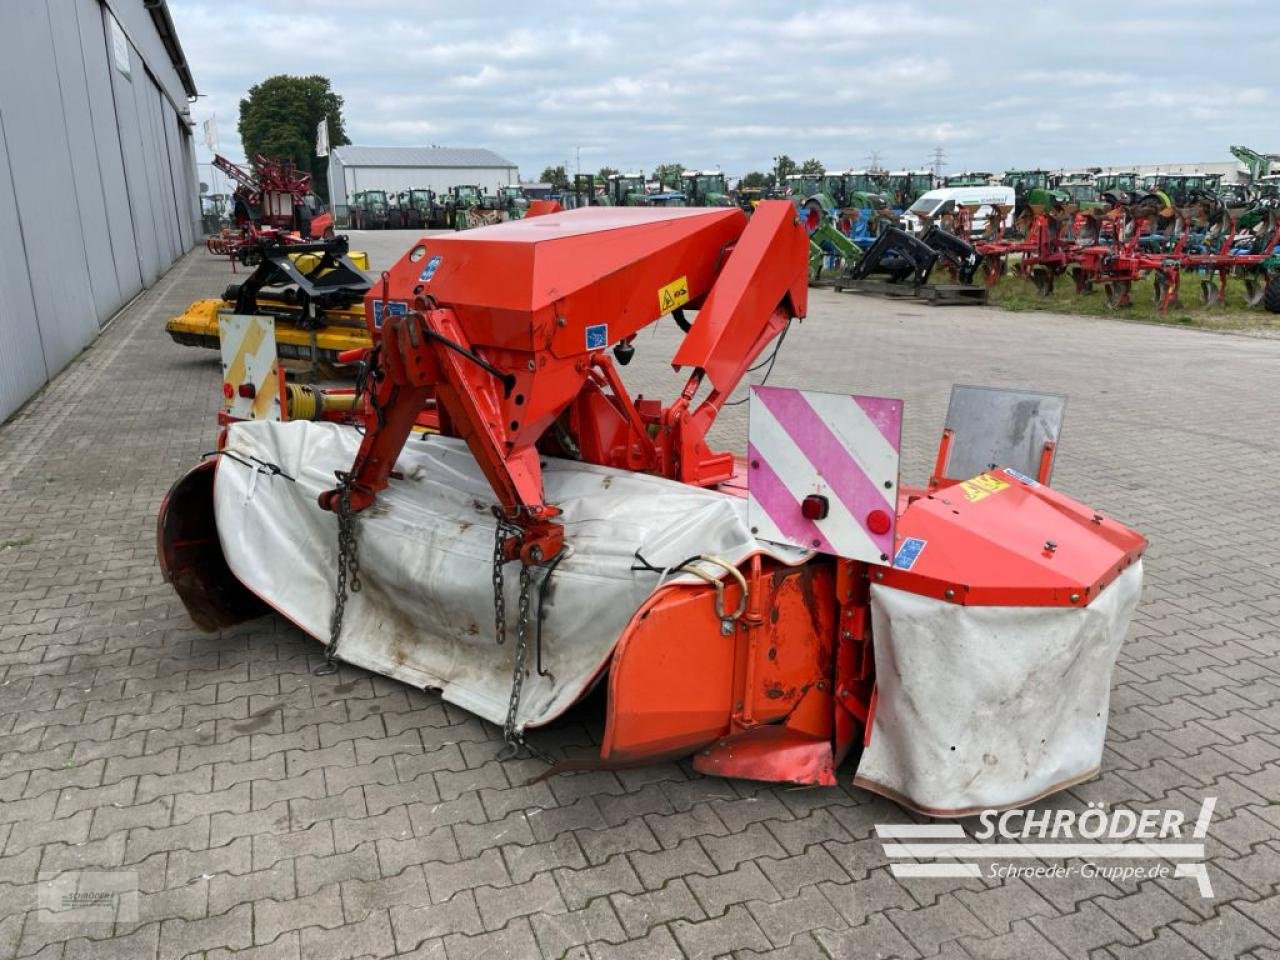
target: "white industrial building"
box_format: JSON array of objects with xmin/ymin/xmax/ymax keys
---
[
  {"xmin": 1064, "ymin": 160, "xmax": 1250, "ymax": 183},
  {"xmin": 327, "ymin": 146, "xmax": 519, "ymax": 213},
  {"xmin": 0, "ymin": 0, "xmax": 199, "ymax": 422}
]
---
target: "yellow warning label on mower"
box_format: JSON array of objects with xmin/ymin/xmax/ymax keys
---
[
  {"xmin": 959, "ymin": 473, "xmax": 1009, "ymax": 502},
  {"xmin": 658, "ymin": 276, "xmax": 690, "ymax": 313}
]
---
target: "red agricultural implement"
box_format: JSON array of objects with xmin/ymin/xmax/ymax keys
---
[
  {"xmin": 974, "ymin": 190, "xmax": 1280, "ymax": 315},
  {"xmin": 158, "ymin": 202, "xmax": 1145, "ymax": 815},
  {"xmin": 206, "ymin": 154, "xmax": 334, "ymax": 262}
]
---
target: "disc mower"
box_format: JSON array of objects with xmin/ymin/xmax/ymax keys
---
[{"xmin": 158, "ymin": 203, "xmax": 1146, "ymax": 815}]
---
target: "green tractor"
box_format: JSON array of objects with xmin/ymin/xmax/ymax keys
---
[
  {"xmin": 398, "ymin": 189, "xmax": 441, "ymax": 230},
  {"xmin": 943, "ymin": 172, "xmax": 994, "ymax": 187},
  {"xmin": 1001, "ymin": 169, "xmax": 1070, "ymax": 217},
  {"xmin": 1140, "ymin": 173, "xmax": 1221, "ymax": 207},
  {"xmin": 680, "ymin": 170, "xmax": 732, "ymax": 207},
  {"xmin": 496, "ymin": 184, "xmax": 527, "ymax": 219},
  {"xmin": 1052, "ymin": 174, "xmax": 1104, "ymax": 210},
  {"xmin": 606, "ymin": 172, "xmax": 649, "ymax": 206},
  {"xmin": 350, "ymin": 189, "xmax": 390, "ymax": 230},
  {"xmin": 573, "ymin": 174, "xmax": 609, "ymax": 207},
  {"xmin": 884, "ymin": 170, "xmax": 934, "ymax": 209},
  {"xmin": 1094, "ymin": 172, "xmax": 1140, "ymax": 196}
]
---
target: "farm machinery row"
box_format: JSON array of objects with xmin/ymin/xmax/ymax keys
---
[
  {"xmin": 348, "ymin": 185, "xmax": 528, "ymax": 231},
  {"xmin": 971, "ymin": 188, "xmax": 1280, "ymax": 313}
]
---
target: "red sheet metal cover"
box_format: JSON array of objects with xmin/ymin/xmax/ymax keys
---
[
  {"xmin": 375, "ymin": 207, "xmax": 746, "ymax": 354},
  {"xmin": 880, "ymin": 467, "xmax": 1146, "ymax": 607}
]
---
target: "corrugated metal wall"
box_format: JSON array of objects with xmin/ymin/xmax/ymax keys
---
[{"xmin": 0, "ymin": 0, "xmax": 199, "ymax": 423}]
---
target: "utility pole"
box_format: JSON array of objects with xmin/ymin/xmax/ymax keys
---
[
  {"xmin": 575, "ymin": 146, "xmax": 581, "ymax": 177},
  {"xmin": 930, "ymin": 145, "xmax": 947, "ymax": 179},
  {"xmin": 866, "ymin": 150, "xmax": 883, "ymax": 172}
]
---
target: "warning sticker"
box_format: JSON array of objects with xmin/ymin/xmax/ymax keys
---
[
  {"xmin": 658, "ymin": 276, "xmax": 690, "ymax": 313},
  {"xmin": 892, "ymin": 537, "xmax": 927, "ymax": 570},
  {"xmin": 959, "ymin": 473, "xmax": 1010, "ymax": 503},
  {"xmin": 585, "ymin": 323, "xmax": 608, "ymax": 350}
]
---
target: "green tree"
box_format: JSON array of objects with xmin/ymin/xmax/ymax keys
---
[
  {"xmin": 652, "ymin": 163, "xmax": 685, "ymax": 189},
  {"xmin": 799, "ymin": 158, "xmax": 825, "ymax": 177},
  {"xmin": 596, "ymin": 166, "xmax": 620, "ymax": 180},
  {"xmin": 773, "ymin": 155, "xmax": 797, "ymax": 184},
  {"xmin": 238, "ymin": 74, "xmax": 349, "ymax": 202},
  {"xmin": 741, "ymin": 171, "xmax": 772, "ymax": 188},
  {"xmin": 540, "ymin": 165, "xmax": 569, "ymax": 187}
]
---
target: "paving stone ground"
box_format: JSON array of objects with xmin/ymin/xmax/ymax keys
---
[{"xmin": 1, "ymin": 233, "xmax": 1278, "ymax": 960}]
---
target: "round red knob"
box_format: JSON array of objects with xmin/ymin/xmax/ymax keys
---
[
  {"xmin": 866, "ymin": 509, "xmax": 891, "ymax": 535},
  {"xmin": 222, "ymin": 383, "xmax": 234, "ymax": 399}
]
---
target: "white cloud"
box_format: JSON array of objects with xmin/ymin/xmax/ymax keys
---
[{"xmin": 169, "ymin": 0, "xmax": 1277, "ymax": 178}]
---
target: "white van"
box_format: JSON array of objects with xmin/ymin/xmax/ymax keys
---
[{"xmin": 901, "ymin": 186, "xmax": 1016, "ymax": 237}]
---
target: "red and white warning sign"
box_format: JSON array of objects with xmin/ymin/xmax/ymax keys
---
[{"xmin": 747, "ymin": 385, "xmax": 903, "ymax": 564}]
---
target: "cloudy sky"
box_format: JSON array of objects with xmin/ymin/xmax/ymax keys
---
[{"xmin": 171, "ymin": 0, "xmax": 1276, "ymax": 180}]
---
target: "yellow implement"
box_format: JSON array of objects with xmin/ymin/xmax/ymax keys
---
[
  {"xmin": 167, "ymin": 299, "xmax": 371, "ymax": 363},
  {"xmin": 167, "ymin": 244, "xmax": 373, "ymax": 364}
]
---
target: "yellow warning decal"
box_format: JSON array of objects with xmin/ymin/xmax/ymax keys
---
[
  {"xmin": 658, "ymin": 275, "xmax": 690, "ymax": 313},
  {"xmin": 959, "ymin": 472, "xmax": 1010, "ymax": 502}
]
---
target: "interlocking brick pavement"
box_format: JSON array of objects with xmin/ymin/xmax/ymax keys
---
[{"xmin": 1, "ymin": 234, "xmax": 1279, "ymax": 959}]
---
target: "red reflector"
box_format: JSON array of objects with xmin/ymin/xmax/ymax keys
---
[
  {"xmin": 222, "ymin": 383, "xmax": 234, "ymax": 399},
  {"xmin": 801, "ymin": 494, "xmax": 829, "ymax": 520},
  {"xmin": 866, "ymin": 509, "xmax": 891, "ymax": 535},
  {"xmin": 237, "ymin": 383, "xmax": 256, "ymax": 399}
]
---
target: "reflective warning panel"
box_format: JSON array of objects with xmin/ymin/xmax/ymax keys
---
[
  {"xmin": 219, "ymin": 314, "xmax": 282, "ymax": 422},
  {"xmin": 747, "ymin": 385, "xmax": 903, "ymax": 564}
]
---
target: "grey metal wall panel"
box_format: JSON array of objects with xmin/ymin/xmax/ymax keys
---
[
  {"xmin": 107, "ymin": 18, "xmax": 161, "ymax": 287},
  {"xmin": 47, "ymin": 0, "xmax": 121, "ymax": 328},
  {"xmin": 162, "ymin": 109, "xmax": 194, "ymax": 250},
  {"xmin": 133, "ymin": 76, "xmax": 175, "ymax": 266},
  {"xmin": 0, "ymin": 112, "xmax": 46, "ymax": 423},
  {"xmin": 74, "ymin": 0, "xmax": 142, "ymax": 303},
  {"xmin": 100, "ymin": 0, "xmax": 188, "ymax": 110},
  {"xmin": 0, "ymin": 0, "xmax": 99, "ymax": 374}
]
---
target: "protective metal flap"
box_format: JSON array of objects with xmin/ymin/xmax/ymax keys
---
[
  {"xmin": 943, "ymin": 384, "xmax": 1065, "ymax": 483},
  {"xmin": 748, "ymin": 386, "xmax": 902, "ymax": 564}
]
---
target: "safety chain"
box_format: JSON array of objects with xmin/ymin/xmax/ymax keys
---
[
  {"xmin": 314, "ymin": 472, "xmax": 362, "ymax": 676},
  {"xmin": 492, "ymin": 514, "xmax": 521, "ymax": 647},
  {"xmin": 492, "ymin": 513, "xmax": 554, "ymax": 764}
]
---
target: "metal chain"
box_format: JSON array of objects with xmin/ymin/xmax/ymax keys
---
[
  {"xmin": 492, "ymin": 513, "xmax": 554, "ymax": 765},
  {"xmin": 492, "ymin": 515, "xmax": 516, "ymax": 646},
  {"xmin": 314, "ymin": 472, "xmax": 361, "ymax": 676}
]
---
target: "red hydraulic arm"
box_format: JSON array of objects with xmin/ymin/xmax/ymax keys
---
[{"xmin": 319, "ymin": 201, "xmax": 810, "ymax": 564}]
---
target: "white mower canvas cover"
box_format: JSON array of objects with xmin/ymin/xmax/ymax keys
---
[{"xmin": 214, "ymin": 419, "xmax": 1139, "ymax": 812}]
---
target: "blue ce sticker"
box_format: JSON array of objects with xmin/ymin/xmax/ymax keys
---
[
  {"xmin": 418, "ymin": 255, "xmax": 442, "ymax": 282},
  {"xmin": 371, "ymin": 299, "xmax": 407, "ymax": 329},
  {"xmin": 892, "ymin": 537, "xmax": 927, "ymax": 570},
  {"xmin": 585, "ymin": 323, "xmax": 608, "ymax": 350}
]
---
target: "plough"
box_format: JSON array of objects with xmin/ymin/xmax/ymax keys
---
[
  {"xmin": 158, "ymin": 203, "xmax": 1146, "ymax": 815},
  {"xmin": 974, "ymin": 190, "xmax": 1280, "ymax": 314}
]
